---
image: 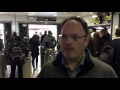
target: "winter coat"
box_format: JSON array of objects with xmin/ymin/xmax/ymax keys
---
[
  {"xmin": 37, "ymin": 48, "xmax": 117, "ymax": 78},
  {"xmin": 29, "ymin": 37, "xmax": 40, "ymax": 56}
]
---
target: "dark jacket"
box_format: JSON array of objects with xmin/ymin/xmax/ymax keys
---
[
  {"xmin": 7, "ymin": 36, "xmax": 15, "ymax": 44},
  {"xmin": 41, "ymin": 34, "xmax": 47, "ymax": 43},
  {"xmin": 109, "ymin": 38, "xmax": 120, "ymax": 77},
  {"xmin": 29, "ymin": 37, "xmax": 40, "ymax": 56},
  {"xmin": 0, "ymin": 39, "xmax": 4, "ymax": 50},
  {"xmin": 37, "ymin": 49, "xmax": 117, "ymax": 78},
  {"xmin": 99, "ymin": 35, "xmax": 111, "ymax": 52},
  {"xmin": 43, "ymin": 35, "xmax": 56, "ymax": 48}
]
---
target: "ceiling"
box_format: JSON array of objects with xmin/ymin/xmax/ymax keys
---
[{"xmin": 0, "ymin": 12, "xmax": 96, "ymax": 18}]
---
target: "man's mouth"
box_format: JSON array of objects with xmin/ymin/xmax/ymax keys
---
[{"xmin": 64, "ymin": 47, "xmax": 72, "ymax": 51}]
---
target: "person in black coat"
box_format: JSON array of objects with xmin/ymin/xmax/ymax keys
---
[
  {"xmin": 29, "ymin": 34, "xmax": 40, "ymax": 70},
  {"xmin": 40, "ymin": 31, "xmax": 47, "ymax": 67},
  {"xmin": 108, "ymin": 28, "xmax": 120, "ymax": 77},
  {"xmin": 99, "ymin": 29, "xmax": 111, "ymax": 52},
  {"xmin": 8, "ymin": 36, "xmax": 28, "ymax": 78}
]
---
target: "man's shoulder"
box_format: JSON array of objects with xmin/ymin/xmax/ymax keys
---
[
  {"xmin": 43, "ymin": 60, "xmax": 54, "ymax": 68},
  {"xmin": 91, "ymin": 57, "xmax": 117, "ymax": 77},
  {"xmin": 92, "ymin": 57, "xmax": 113, "ymax": 70}
]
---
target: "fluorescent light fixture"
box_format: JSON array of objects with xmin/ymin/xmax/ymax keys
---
[
  {"xmin": 54, "ymin": 14, "xmax": 57, "ymax": 16},
  {"xmin": 45, "ymin": 19, "xmax": 48, "ymax": 20},
  {"xmin": 22, "ymin": 24, "xmax": 27, "ymax": 27},
  {"xmin": 77, "ymin": 16, "xmax": 80, "ymax": 17},
  {"xmin": 28, "ymin": 12, "xmax": 34, "ymax": 15},
  {"xmin": 92, "ymin": 15, "xmax": 98, "ymax": 18},
  {"xmin": 89, "ymin": 12, "xmax": 93, "ymax": 14},
  {"xmin": 96, "ymin": 27, "xmax": 103, "ymax": 29}
]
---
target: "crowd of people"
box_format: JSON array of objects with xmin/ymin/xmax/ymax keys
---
[
  {"xmin": 5, "ymin": 30, "xmax": 57, "ymax": 78},
  {"xmin": 1, "ymin": 16, "xmax": 120, "ymax": 78}
]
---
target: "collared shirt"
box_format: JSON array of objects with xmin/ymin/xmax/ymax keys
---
[{"xmin": 62, "ymin": 52, "xmax": 86, "ymax": 78}]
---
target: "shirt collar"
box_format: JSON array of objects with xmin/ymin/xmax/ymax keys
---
[{"xmin": 62, "ymin": 52, "xmax": 86, "ymax": 70}]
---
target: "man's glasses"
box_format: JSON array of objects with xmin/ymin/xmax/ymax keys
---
[{"xmin": 60, "ymin": 34, "xmax": 86, "ymax": 41}]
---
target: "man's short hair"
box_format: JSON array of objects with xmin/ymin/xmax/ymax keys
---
[
  {"xmin": 45, "ymin": 31, "xmax": 47, "ymax": 34},
  {"xmin": 12, "ymin": 31, "xmax": 17, "ymax": 36},
  {"xmin": 48, "ymin": 30, "xmax": 52, "ymax": 35},
  {"xmin": 92, "ymin": 28, "xmax": 96, "ymax": 32},
  {"xmin": 61, "ymin": 16, "xmax": 89, "ymax": 36}
]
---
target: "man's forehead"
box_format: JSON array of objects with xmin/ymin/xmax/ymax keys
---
[
  {"xmin": 61, "ymin": 20, "xmax": 84, "ymax": 34},
  {"xmin": 62, "ymin": 20, "xmax": 83, "ymax": 30},
  {"xmin": 64, "ymin": 20, "xmax": 81, "ymax": 25}
]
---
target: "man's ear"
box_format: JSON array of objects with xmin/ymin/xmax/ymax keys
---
[{"xmin": 85, "ymin": 36, "xmax": 90, "ymax": 47}]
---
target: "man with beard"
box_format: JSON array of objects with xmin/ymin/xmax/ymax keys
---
[{"xmin": 37, "ymin": 16, "xmax": 117, "ymax": 78}]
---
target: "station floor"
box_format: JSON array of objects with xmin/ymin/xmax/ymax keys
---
[{"xmin": 5, "ymin": 54, "xmax": 42, "ymax": 78}]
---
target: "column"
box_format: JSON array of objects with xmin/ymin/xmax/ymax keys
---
[{"xmin": 111, "ymin": 12, "xmax": 120, "ymax": 40}]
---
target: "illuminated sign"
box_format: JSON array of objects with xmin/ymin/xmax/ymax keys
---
[
  {"xmin": 105, "ymin": 15, "xmax": 111, "ymax": 23},
  {"xmin": 28, "ymin": 16, "xmax": 56, "ymax": 21},
  {"xmin": 93, "ymin": 17, "xmax": 101, "ymax": 25},
  {"xmin": 36, "ymin": 17, "xmax": 56, "ymax": 21},
  {"xmin": 28, "ymin": 16, "xmax": 36, "ymax": 20}
]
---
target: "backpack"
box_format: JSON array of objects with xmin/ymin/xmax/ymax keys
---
[
  {"xmin": 99, "ymin": 44, "xmax": 114, "ymax": 65},
  {"xmin": 43, "ymin": 35, "xmax": 56, "ymax": 48},
  {"xmin": 11, "ymin": 41, "xmax": 24, "ymax": 61}
]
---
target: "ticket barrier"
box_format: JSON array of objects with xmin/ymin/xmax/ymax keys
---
[{"xmin": 43, "ymin": 48, "xmax": 58, "ymax": 65}]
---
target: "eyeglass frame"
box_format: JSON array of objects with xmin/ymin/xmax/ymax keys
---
[{"xmin": 60, "ymin": 34, "xmax": 87, "ymax": 41}]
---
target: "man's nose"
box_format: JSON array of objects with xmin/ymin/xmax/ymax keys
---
[{"xmin": 64, "ymin": 36, "xmax": 73, "ymax": 44}]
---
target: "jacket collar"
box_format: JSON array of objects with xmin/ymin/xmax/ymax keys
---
[{"xmin": 53, "ymin": 48, "xmax": 94, "ymax": 77}]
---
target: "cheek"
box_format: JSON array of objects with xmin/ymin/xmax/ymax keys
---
[{"xmin": 75, "ymin": 42, "xmax": 85, "ymax": 51}]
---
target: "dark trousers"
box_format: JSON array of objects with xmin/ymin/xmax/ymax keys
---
[
  {"xmin": 10, "ymin": 58, "xmax": 23, "ymax": 78},
  {"xmin": 32, "ymin": 55, "xmax": 38, "ymax": 68},
  {"xmin": 41, "ymin": 49, "xmax": 45, "ymax": 67}
]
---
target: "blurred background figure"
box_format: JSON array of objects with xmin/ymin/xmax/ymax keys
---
[
  {"xmin": 104, "ymin": 27, "xmax": 111, "ymax": 40},
  {"xmin": 8, "ymin": 36, "xmax": 28, "ymax": 78},
  {"xmin": 99, "ymin": 29, "xmax": 111, "ymax": 52},
  {"xmin": 40, "ymin": 31, "xmax": 47, "ymax": 67},
  {"xmin": 91, "ymin": 28, "xmax": 96, "ymax": 38},
  {"xmin": 29, "ymin": 34, "xmax": 40, "ymax": 70}
]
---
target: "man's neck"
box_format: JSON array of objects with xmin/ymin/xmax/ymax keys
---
[{"xmin": 65, "ymin": 55, "xmax": 83, "ymax": 71}]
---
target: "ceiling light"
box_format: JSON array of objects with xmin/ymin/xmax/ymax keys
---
[
  {"xmin": 54, "ymin": 14, "xmax": 57, "ymax": 16},
  {"xmin": 77, "ymin": 16, "xmax": 80, "ymax": 17},
  {"xmin": 45, "ymin": 19, "xmax": 48, "ymax": 20},
  {"xmin": 92, "ymin": 14, "xmax": 98, "ymax": 18},
  {"xmin": 28, "ymin": 12, "xmax": 34, "ymax": 15},
  {"xmin": 22, "ymin": 24, "xmax": 27, "ymax": 27},
  {"xmin": 92, "ymin": 15, "xmax": 98, "ymax": 18},
  {"xmin": 89, "ymin": 12, "xmax": 93, "ymax": 14}
]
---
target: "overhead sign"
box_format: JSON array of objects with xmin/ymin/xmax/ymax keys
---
[
  {"xmin": 28, "ymin": 16, "xmax": 36, "ymax": 20},
  {"xmin": 36, "ymin": 17, "xmax": 56, "ymax": 21},
  {"xmin": 28, "ymin": 16, "xmax": 56, "ymax": 22}
]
